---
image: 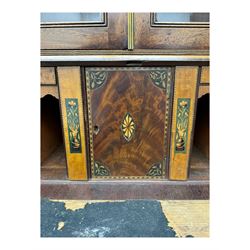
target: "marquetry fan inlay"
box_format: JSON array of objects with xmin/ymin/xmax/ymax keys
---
[{"xmin": 121, "ymin": 113, "xmax": 135, "ymax": 142}]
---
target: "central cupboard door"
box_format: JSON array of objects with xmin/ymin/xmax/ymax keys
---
[{"xmin": 85, "ymin": 67, "xmax": 173, "ymax": 179}]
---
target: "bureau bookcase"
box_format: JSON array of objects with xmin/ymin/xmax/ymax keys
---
[{"xmin": 41, "ymin": 13, "xmax": 209, "ymax": 199}]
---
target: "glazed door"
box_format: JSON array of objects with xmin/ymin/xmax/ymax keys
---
[
  {"xmin": 41, "ymin": 13, "xmax": 128, "ymax": 50},
  {"xmin": 85, "ymin": 67, "xmax": 173, "ymax": 179},
  {"xmin": 134, "ymin": 13, "xmax": 209, "ymax": 50}
]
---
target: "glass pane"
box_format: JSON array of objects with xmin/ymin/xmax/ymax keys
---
[
  {"xmin": 41, "ymin": 12, "xmax": 104, "ymax": 23},
  {"xmin": 154, "ymin": 13, "xmax": 209, "ymax": 23}
]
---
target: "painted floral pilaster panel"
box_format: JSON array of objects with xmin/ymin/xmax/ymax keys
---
[
  {"xmin": 175, "ymin": 98, "xmax": 191, "ymax": 154},
  {"xmin": 169, "ymin": 66, "xmax": 199, "ymax": 180},
  {"xmin": 65, "ymin": 98, "xmax": 82, "ymax": 153},
  {"xmin": 57, "ymin": 67, "xmax": 87, "ymax": 180}
]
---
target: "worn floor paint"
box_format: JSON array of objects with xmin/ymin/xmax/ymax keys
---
[
  {"xmin": 41, "ymin": 199, "xmax": 209, "ymax": 237},
  {"xmin": 160, "ymin": 200, "xmax": 209, "ymax": 237},
  {"xmin": 57, "ymin": 221, "xmax": 65, "ymax": 230},
  {"xmin": 50, "ymin": 199, "xmax": 125, "ymax": 211}
]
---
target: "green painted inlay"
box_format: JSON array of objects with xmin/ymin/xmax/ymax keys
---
[
  {"xmin": 94, "ymin": 161, "xmax": 110, "ymax": 176},
  {"xmin": 146, "ymin": 163, "xmax": 162, "ymax": 176},
  {"xmin": 149, "ymin": 70, "xmax": 168, "ymax": 89},
  {"xmin": 65, "ymin": 98, "xmax": 82, "ymax": 154},
  {"xmin": 175, "ymin": 98, "xmax": 190, "ymax": 154},
  {"xmin": 87, "ymin": 71, "xmax": 108, "ymax": 90}
]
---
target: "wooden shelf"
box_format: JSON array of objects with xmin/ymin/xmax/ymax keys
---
[
  {"xmin": 41, "ymin": 145, "xmax": 67, "ymax": 180},
  {"xmin": 189, "ymin": 147, "xmax": 209, "ymax": 181}
]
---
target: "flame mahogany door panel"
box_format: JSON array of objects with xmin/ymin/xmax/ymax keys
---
[{"xmin": 85, "ymin": 67, "xmax": 173, "ymax": 179}]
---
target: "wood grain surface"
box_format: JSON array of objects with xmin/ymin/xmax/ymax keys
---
[
  {"xmin": 41, "ymin": 179, "xmax": 209, "ymax": 200},
  {"xmin": 86, "ymin": 67, "xmax": 172, "ymax": 179},
  {"xmin": 41, "ymin": 13, "xmax": 127, "ymax": 50},
  {"xmin": 41, "ymin": 67, "xmax": 56, "ymax": 85},
  {"xmin": 134, "ymin": 13, "xmax": 209, "ymax": 51},
  {"xmin": 57, "ymin": 67, "xmax": 88, "ymax": 180},
  {"xmin": 200, "ymin": 66, "xmax": 209, "ymax": 84},
  {"xmin": 41, "ymin": 86, "xmax": 59, "ymax": 99},
  {"xmin": 40, "ymin": 143, "xmax": 209, "ymax": 182},
  {"xmin": 169, "ymin": 66, "xmax": 199, "ymax": 180},
  {"xmin": 189, "ymin": 147, "xmax": 209, "ymax": 181},
  {"xmin": 198, "ymin": 85, "xmax": 209, "ymax": 98}
]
